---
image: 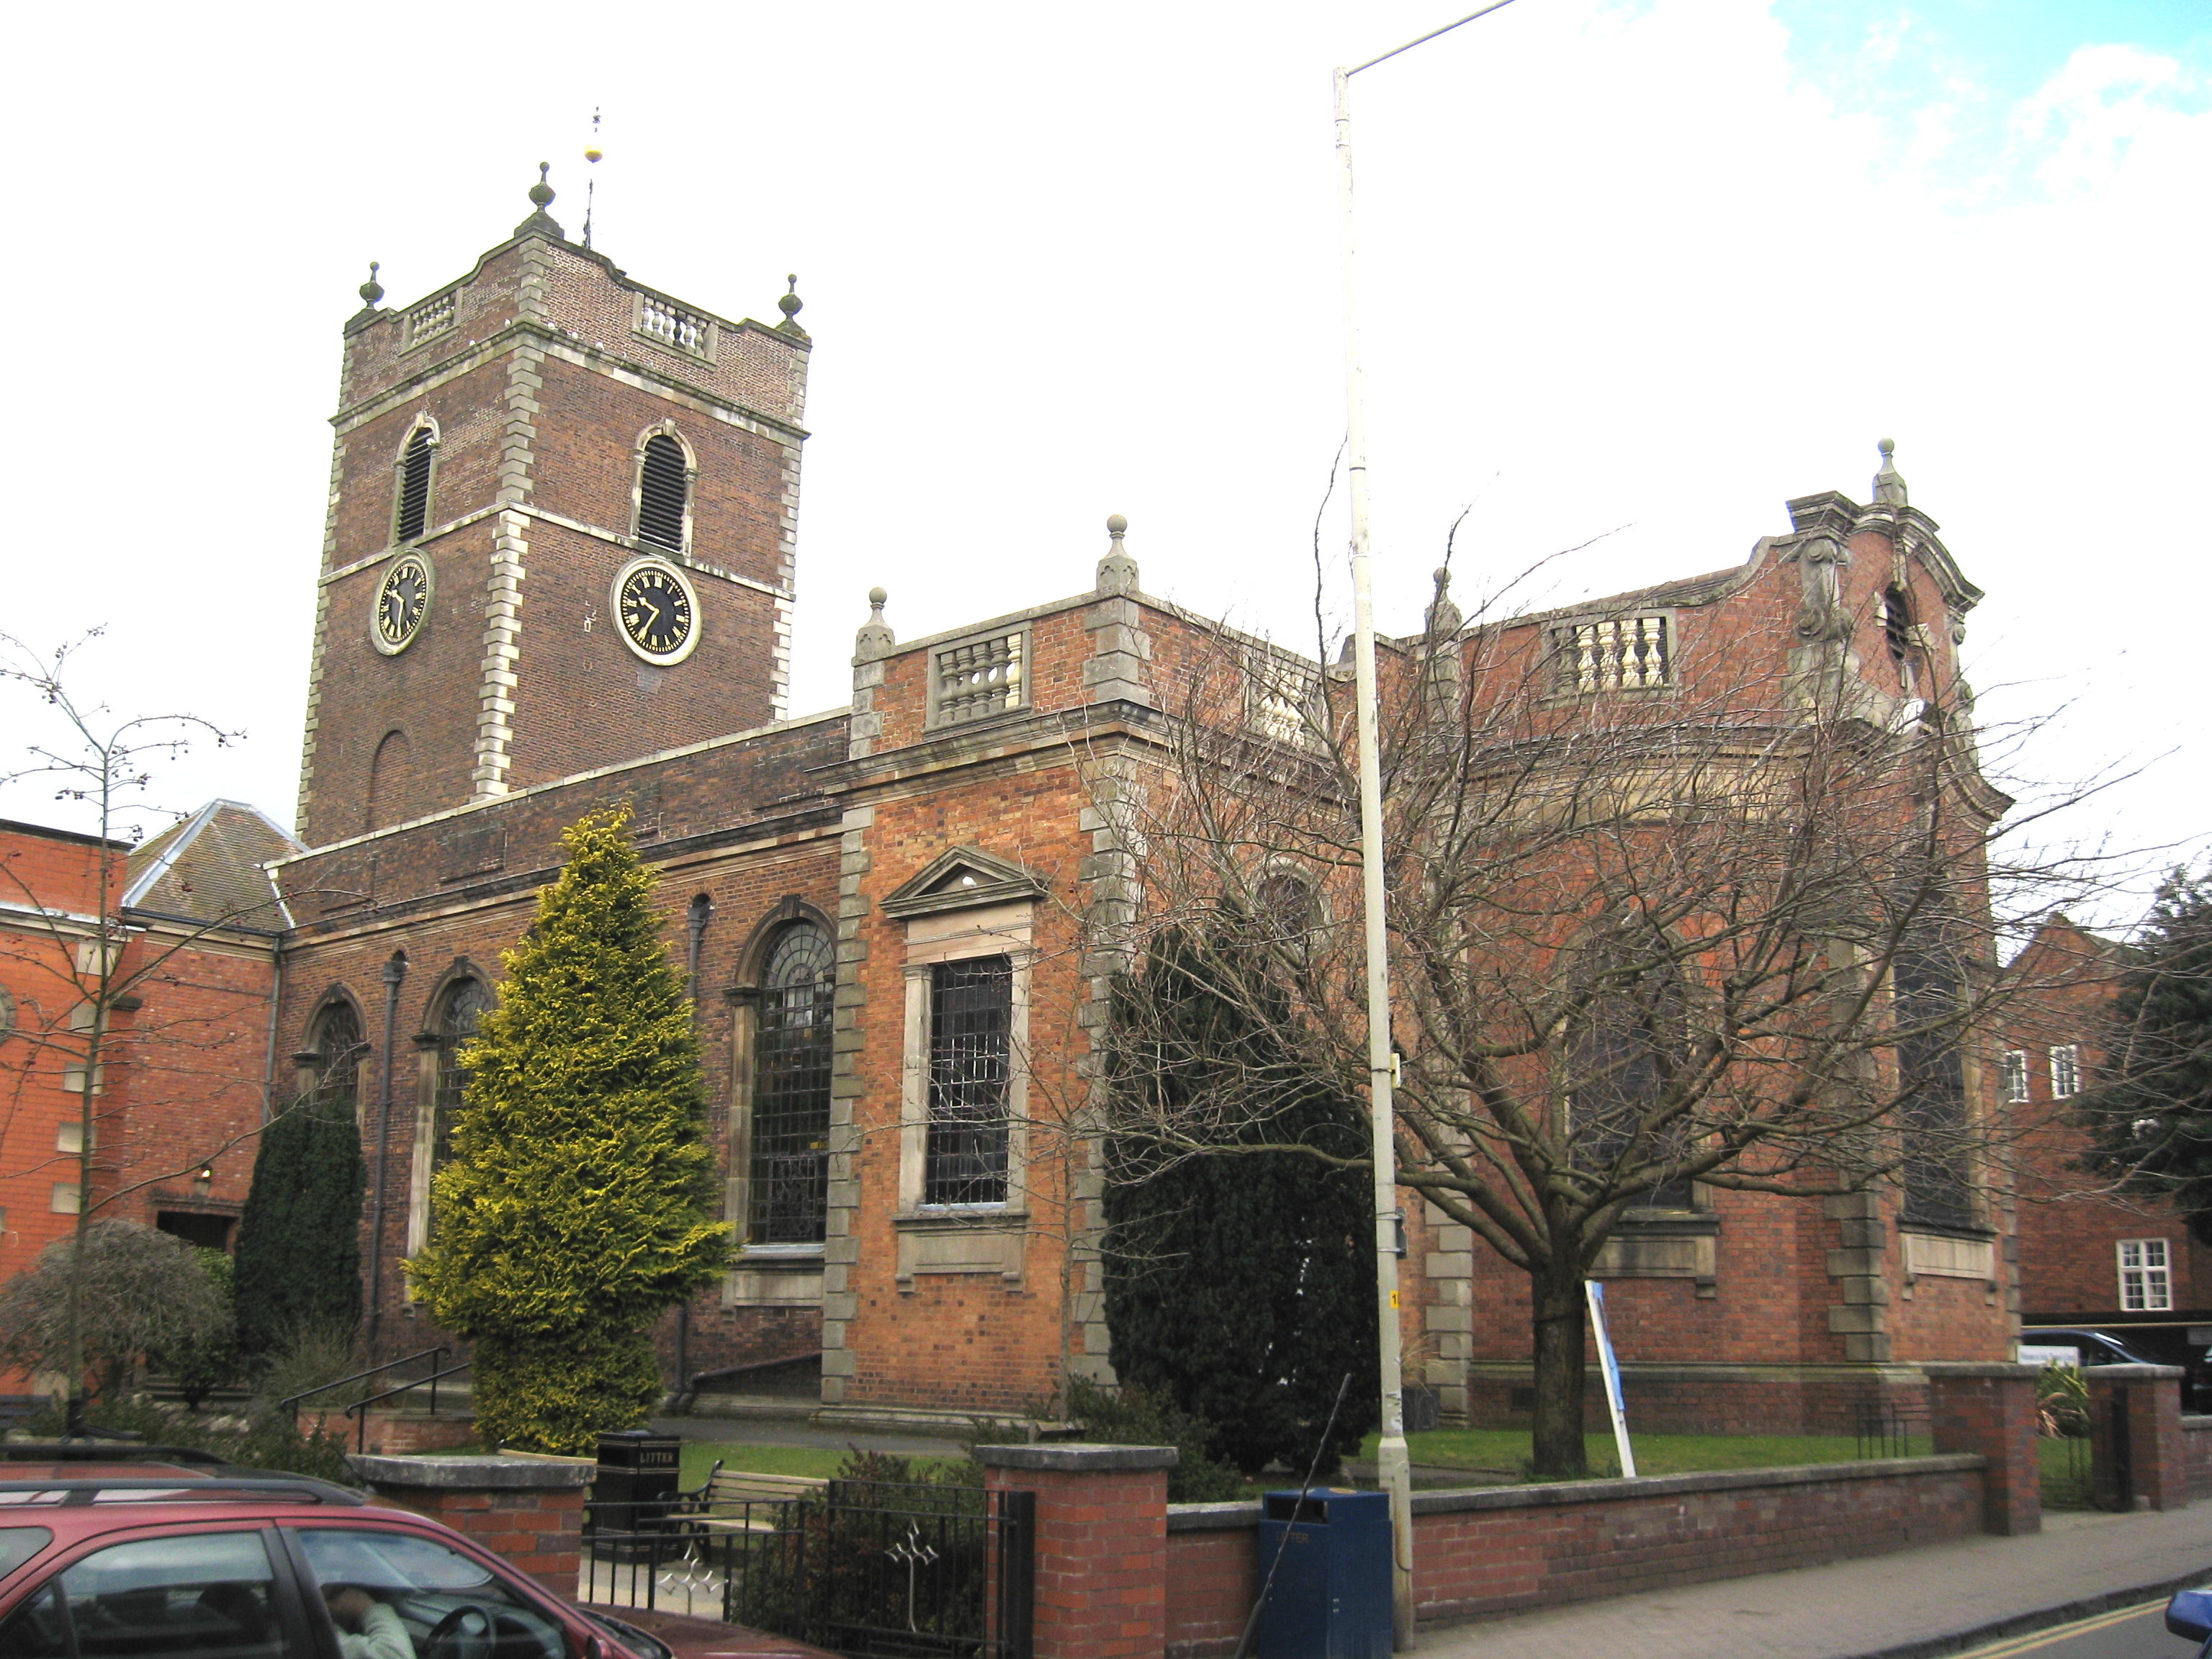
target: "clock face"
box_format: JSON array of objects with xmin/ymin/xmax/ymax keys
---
[
  {"xmin": 372, "ymin": 554, "xmax": 432, "ymax": 654},
  {"xmin": 614, "ymin": 559, "xmax": 699, "ymax": 665}
]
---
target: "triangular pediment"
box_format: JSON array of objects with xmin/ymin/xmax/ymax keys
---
[{"xmin": 881, "ymin": 845, "xmax": 1050, "ymax": 920}]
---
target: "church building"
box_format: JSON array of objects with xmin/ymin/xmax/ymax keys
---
[{"xmin": 2, "ymin": 173, "xmax": 2033, "ymax": 1430}]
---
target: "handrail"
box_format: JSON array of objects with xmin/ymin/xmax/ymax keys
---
[
  {"xmin": 343, "ymin": 1360, "xmax": 472, "ymax": 1453},
  {"xmin": 278, "ymin": 1346, "xmax": 446, "ymax": 1414}
]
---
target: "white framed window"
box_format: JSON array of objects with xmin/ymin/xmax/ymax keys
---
[
  {"xmin": 2049, "ymin": 1043, "xmax": 2082, "ymax": 1100},
  {"xmin": 2118, "ymin": 1238, "xmax": 2172, "ymax": 1312},
  {"xmin": 2002, "ymin": 1049, "xmax": 2029, "ymax": 1103},
  {"xmin": 50, "ymin": 1183, "xmax": 80, "ymax": 1215}
]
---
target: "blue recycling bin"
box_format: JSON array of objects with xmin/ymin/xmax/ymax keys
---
[{"xmin": 1254, "ymin": 1488, "xmax": 1392, "ymax": 1659}]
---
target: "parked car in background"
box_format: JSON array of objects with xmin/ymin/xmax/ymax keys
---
[
  {"xmin": 2018, "ymin": 1326, "xmax": 2157, "ymax": 1368},
  {"xmin": 2020, "ymin": 1326, "xmax": 2212, "ymax": 1412},
  {"xmin": 0, "ymin": 1444, "xmax": 756, "ymax": 1659}
]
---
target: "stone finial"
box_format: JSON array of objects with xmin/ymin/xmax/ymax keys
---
[
  {"xmin": 1425, "ymin": 565, "xmax": 1462, "ymax": 638},
  {"xmin": 1097, "ymin": 513, "xmax": 1139, "ymax": 596},
  {"xmin": 1872, "ymin": 437, "xmax": 1909, "ymax": 508},
  {"xmin": 778, "ymin": 274, "xmax": 808, "ymax": 338},
  {"xmin": 514, "ymin": 162, "xmax": 565, "ymax": 240},
  {"xmin": 855, "ymin": 586, "xmax": 895, "ymax": 661},
  {"xmin": 359, "ymin": 261, "xmax": 385, "ymax": 308}
]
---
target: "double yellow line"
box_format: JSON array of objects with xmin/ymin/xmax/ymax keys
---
[{"xmin": 1959, "ymin": 1597, "xmax": 2172, "ymax": 1657}]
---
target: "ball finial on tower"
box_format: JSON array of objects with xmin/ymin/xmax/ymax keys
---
[
  {"xmin": 529, "ymin": 162, "xmax": 555, "ymax": 209},
  {"xmin": 855, "ymin": 587, "xmax": 895, "ymax": 661},
  {"xmin": 1107, "ymin": 513, "xmax": 1128, "ymax": 537},
  {"xmin": 359, "ymin": 261, "xmax": 384, "ymax": 307},
  {"xmin": 777, "ymin": 274, "xmax": 807, "ymax": 338}
]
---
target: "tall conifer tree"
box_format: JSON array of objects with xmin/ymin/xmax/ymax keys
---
[
  {"xmin": 409, "ymin": 807, "xmax": 733, "ymax": 1454},
  {"xmin": 233, "ymin": 1094, "xmax": 366, "ymax": 1362},
  {"xmin": 1103, "ymin": 927, "xmax": 1378, "ymax": 1475}
]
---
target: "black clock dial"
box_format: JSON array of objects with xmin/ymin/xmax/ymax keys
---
[
  {"xmin": 375, "ymin": 557, "xmax": 430, "ymax": 649},
  {"xmin": 619, "ymin": 565, "xmax": 695, "ymax": 657}
]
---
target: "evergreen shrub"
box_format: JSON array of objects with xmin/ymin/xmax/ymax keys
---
[
  {"xmin": 233, "ymin": 1092, "xmax": 365, "ymax": 1364},
  {"xmin": 410, "ymin": 807, "xmax": 734, "ymax": 1454}
]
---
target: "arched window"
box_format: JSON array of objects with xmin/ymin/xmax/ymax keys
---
[
  {"xmin": 636, "ymin": 432, "xmax": 688, "ymax": 552},
  {"xmin": 750, "ymin": 923, "xmax": 835, "ymax": 1243},
  {"xmin": 431, "ymin": 979, "xmax": 490, "ymax": 1179},
  {"xmin": 1564, "ymin": 931, "xmax": 1696, "ymax": 1212},
  {"xmin": 1881, "ymin": 585, "xmax": 1918, "ymax": 698},
  {"xmin": 1251, "ymin": 870, "xmax": 1321, "ymax": 963},
  {"xmin": 1896, "ymin": 943, "xmax": 1973, "ymax": 1228},
  {"xmin": 366, "ymin": 729, "xmax": 410, "ymax": 834},
  {"xmin": 307, "ymin": 1002, "xmax": 366, "ymax": 1117},
  {"xmin": 395, "ymin": 425, "xmax": 436, "ymax": 544}
]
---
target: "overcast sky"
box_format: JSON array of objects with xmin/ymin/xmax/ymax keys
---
[{"xmin": 4, "ymin": 1, "xmax": 2206, "ymax": 919}]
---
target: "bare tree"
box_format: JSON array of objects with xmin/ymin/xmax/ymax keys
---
[
  {"xmin": 0, "ymin": 631, "xmax": 277, "ymax": 1429},
  {"xmin": 1094, "ymin": 560, "xmax": 2105, "ymax": 1477}
]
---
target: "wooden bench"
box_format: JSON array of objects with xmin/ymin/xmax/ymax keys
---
[{"xmin": 673, "ymin": 1462, "xmax": 827, "ymax": 1534}]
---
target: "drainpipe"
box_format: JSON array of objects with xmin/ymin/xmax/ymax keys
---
[
  {"xmin": 675, "ymin": 896, "xmax": 712, "ymax": 1404},
  {"xmin": 365, "ymin": 950, "xmax": 407, "ymax": 1356}
]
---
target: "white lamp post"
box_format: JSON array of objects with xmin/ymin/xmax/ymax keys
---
[{"xmin": 1334, "ymin": 4, "xmax": 1522, "ymax": 1645}]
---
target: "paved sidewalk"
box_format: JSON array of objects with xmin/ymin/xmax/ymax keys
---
[{"xmin": 1420, "ymin": 1504, "xmax": 2212, "ymax": 1659}]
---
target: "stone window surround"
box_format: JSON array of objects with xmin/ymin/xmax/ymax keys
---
[
  {"xmin": 722, "ymin": 896, "xmax": 837, "ymax": 1309},
  {"xmin": 628, "ymin": 418, "xmax": 698, "ymax": 559},
  {"xmin": 386, "ymin": 415, "xmax": 441, "ymax": 554},
  {"xmin": 894, "ymin": 899, "xmax": 1035, "ymax": 1289},
  {"xmin": 403, "ymin": 961, "xmax": 490, "ymax": 1262}
]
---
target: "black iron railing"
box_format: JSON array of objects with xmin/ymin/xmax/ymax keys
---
[
  {"xmin": 1853, "ymin": 1401, "xmax": 1932, "ymax": 1460},
  {"xmin": 582, "ymin": 1480, "xmax": 1034, "ymax": 1659},
  {"xmin": 276, "ymin": 1346, "xmax": 471, "ymax": 1452}
]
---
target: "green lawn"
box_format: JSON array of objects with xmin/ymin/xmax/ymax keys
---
[{"xmin": 1364, "ymin": 1429, "xmax": 1878, "ymax": 1479}]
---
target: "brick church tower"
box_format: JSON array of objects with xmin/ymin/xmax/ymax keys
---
[{"xmin": 295, "ymin": 168, "xmax": 812, "ymax": 847}]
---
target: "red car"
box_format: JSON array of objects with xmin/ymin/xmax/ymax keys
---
[{"xmin": 0, "ymin": 1447, "xmax": 801, "ymax": 1659}]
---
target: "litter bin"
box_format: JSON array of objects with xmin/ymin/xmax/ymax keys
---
[
  {"xmin": 593, "ymin": 1429, "xmax": 683, "ymax": 1542},
  {"xmin": 1254, "ymin": 1488, "xmax": 1391, "ymax": 1659}
]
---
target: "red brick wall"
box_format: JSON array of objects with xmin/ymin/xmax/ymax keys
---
[
  {"xmin": 1165, "ymin": 1459, "xmax": 1984, "ymax": 1652},
  {"xmin": 369, "ymin": 1482, "xmax": 585, "ymax": 1586},
  {"xmin": 986, "ymin": 1458, "xmax": 1169, "ymax": 1659}
]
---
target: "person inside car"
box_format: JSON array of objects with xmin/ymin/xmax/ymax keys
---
[{"xmin": 322, "ymin": 1583, "xmax": 416, "ymax": 1659}]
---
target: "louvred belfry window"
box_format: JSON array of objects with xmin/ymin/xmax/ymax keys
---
[
  {"xmin": 395, "ymin": 427, "xmax": 434, "ymax": 544},
  {"xmin": 637, "ymin": 433, "xmax": 688, "ymax": 551}
]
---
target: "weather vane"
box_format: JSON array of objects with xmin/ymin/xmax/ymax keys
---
[{"xmin": 581, "ymin": 107, "xmax": 603, "ymax": 250}]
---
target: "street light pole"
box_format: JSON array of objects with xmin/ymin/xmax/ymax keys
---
[{"xmin": 1334, "ymin": 5, "xmax": 1520, "ymax": 1646}]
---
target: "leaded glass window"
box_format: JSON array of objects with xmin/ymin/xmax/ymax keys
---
[
  {"xmin": 1897, "ymin": 947, "xmax": 1974, "ymax": 1228},
  {"xmin": 750, "ymin": 925, "xmax": 834, "ymax": 1244},
  {"xmin": 431, "ymin": 980, "xmax": 490, "ymax": 1177},
  {"xmin": 308, "ymin": 1002, "xmax": 365, "ymax": 1116},
  {"xmin": 925, "ymin": 956, "xmax": 1012, "ymax": 1206},
  {"xmin": 1565, "ymin": 935, "xmax": 1695, "ymax": 1211}
]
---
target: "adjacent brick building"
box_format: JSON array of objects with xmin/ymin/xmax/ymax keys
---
[{"xmin": 0, "ymin": 801, "xmax": 295, "ymax": 1353}]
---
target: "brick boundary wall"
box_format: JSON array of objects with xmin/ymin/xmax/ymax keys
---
[
  {"xmin": 302, "ymin": 1408, "xmax": 477, "ymax": 1457},
  {"xmin": 1164, "ymin": 1457, "xmax": 1987, "ymax": 1657},
  {"xmin": 2182, "ymin": 1415, "xmax": 2212, "ymax": 1501},
  {"xmin": 349, "ymin": 1454, "xmax": 592, "ymax": 1590}
]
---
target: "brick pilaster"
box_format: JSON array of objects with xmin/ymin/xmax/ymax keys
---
[
  {"xmin": 1923, "ymin": 1361, "xmax": 2042, "ymax": 1534},
  {"xmin": 347, "ymin": 1454, "xmax": 593, "ymax": 1588},
  {"xmin": 980, "ymin": 1443, "xmax": 1177, "ymax": 1659},
  {"xmin": 2087, "ymin": 1362, "xmax": 2187, "ymax": 1511}
]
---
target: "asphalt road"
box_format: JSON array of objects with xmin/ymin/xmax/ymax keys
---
[{"xmin": 1959, "ymin": 1601, "xmax": 2200, "ymax": 1659}]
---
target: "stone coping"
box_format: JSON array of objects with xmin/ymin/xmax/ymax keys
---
[
  {"xmin": 349, "ymin": 1454, "xmax": 595, "ymax": 1490},
  {"xmin": 2083, "ymin": 1364, "xmax": 2186, "ymax": 1381},
  {"xmin": 976, "ymin": 1442, "xmax": 1179, "ymax": 1472},
  {"xmin": 1162, "ymin": 1455, "xmax": 1986, "ymax": 1532},
  {"xmin": 1921, "ymin": 1362, "xmax": 2046, "ymax": 1380}
]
